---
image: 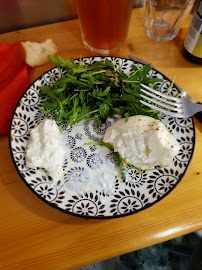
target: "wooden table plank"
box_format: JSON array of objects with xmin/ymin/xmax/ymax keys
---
[{"xmin": 0, "ymin": 8, "xmax": 202, "ymax": 270}]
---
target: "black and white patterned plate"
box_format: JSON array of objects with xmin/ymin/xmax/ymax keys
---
[{"xmin": 9, "ymin": 57, "xmax": 195, "ymax": 219}]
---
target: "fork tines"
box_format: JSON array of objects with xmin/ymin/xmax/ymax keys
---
[{"xmin": 140, "ymin": 84, "xmax": 184, "ymax": 118}]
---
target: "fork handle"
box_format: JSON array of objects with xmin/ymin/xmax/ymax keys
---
[{"xmin": 195, "ymin": 103, "xmax": 202, "ymax": 124}]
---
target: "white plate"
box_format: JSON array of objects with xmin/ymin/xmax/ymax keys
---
[{"xmin": 9, "ymin": 57, "xmax": 195, "ymax": 219}]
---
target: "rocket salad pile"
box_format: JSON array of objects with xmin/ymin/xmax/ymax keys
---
[{"xmin": 39, "ymin": 56, "xmax": 163, "ymax": 127}]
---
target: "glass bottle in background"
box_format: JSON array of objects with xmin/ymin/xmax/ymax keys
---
[{"xmin": 183, "ymin": 0, "xmax": 202, "ymax": 64}]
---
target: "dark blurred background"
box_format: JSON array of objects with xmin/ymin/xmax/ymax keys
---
[{"xmin": 0, "ymin": 0, "xmax": 144, "ymax": 34}]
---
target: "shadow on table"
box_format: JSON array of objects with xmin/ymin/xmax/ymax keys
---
[{"xmin": 77, "ymin": 231, "xmax": 202, "ymax": 270}]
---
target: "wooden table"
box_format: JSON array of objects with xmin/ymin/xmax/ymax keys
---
[{"xmin": 0, "ymin": 8, "xmax": 202, "ymax": 270}]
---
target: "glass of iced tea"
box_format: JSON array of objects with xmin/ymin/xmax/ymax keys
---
[{"xmin": 76, "ymin": 0, "xmax": 133, "ymax": 54}]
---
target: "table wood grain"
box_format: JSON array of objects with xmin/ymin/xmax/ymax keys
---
[{"xmin": 0, "ymin": 8, "xmax": 202, "ymax": 270}]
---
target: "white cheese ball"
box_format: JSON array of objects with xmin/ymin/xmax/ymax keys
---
[
  {"xmin": 26, "ymin": 119, "xmax": 65, "ymax": 183},
  {"xmin": 103, "ymin": 115, "xmax": 180, "ymax": 169}
]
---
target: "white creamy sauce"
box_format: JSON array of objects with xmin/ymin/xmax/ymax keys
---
[
  {"xmin": 26, "ymin": 116, "xmax": 180, "ymax": 197},
  {"xmin": 26, "ymin": 119, "xmax": 120, "ymax": 196},
  {"xmin": 26, "ymin": 119, "xmax": 66, "ymax": 183},
  {"xmin": 103, "ymin": 115, "xmax": 180, "ymax": 170},
  {"xmin": 62, "ymin": 120, "xmax": 121, "ymax": 196}
]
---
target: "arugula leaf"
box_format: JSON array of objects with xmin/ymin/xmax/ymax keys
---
[
  {"xmin": 143, "ymin": 77, "xmax": 164, "ymax": 84},
  {"xmin": 105, "ymin": 58, "xmax": 114, "ymax": 68},
  {"xmin": 124, "ymin": 112, "xmax": 130, "ymax": 122},
  {"xmin": 40, "ymin": 56, "xmax": 161, "ymax": 128},
  {"xmin": 84, "ymin": 141, "xmax": 127, "ymax": 177},
  {"xmin": 124, "ymin": 67, "xmax": 143, "ymax": 83},
  {"xmin": 39, "ymin": 85, "xmax": 57, "ymax": 100},
  {"xmin": 100, "ymin": 86, "xmax": 111, "ymax": 97},
  {"xmin": 112, "ymin": 107, "xmax": 125, "ymax": 115},
  {"xmin": 98, "ymin": 103, "xmax": 110, "ymax": 118},
  {"xmin": 140, "ymin": 64, "xmax": 152, "ymax": 82},
  {"xmin": 121, "ymin": 94, "xmax": 139, "ymax": 102},
  {"xmin": 43, "ymin": 101, "xmax": 58, "ymax": 110}
]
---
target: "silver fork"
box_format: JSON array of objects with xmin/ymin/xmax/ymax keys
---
[{"xmin": 140, "ymin": 84, "xmax": 202, "ymax": 118}]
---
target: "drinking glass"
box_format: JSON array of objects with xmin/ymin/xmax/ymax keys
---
[
  {"xmin": 144, "ymin": 0, "xmax": 195, "ymax": 41},
  {"xmin": 76, "ymin": 0, "xmax": 133, "ymax": 54}
]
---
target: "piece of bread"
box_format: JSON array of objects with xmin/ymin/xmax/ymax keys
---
[{"xmin": 21, "ymin": 39, "xmax": 58, "ymax": 67}]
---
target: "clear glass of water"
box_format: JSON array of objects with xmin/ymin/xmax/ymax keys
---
[{"xmin": 144, "ymin": 0, "xmax": 195, "ymax": 41}]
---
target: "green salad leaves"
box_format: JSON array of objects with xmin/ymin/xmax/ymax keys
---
[{"xmin": 39, "ymin": 56, "xmax": 163, "ymax": 128}]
